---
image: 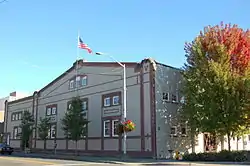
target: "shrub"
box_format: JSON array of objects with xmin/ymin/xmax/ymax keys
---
[{"xmin": 182, "ymin": 150, "xmax": 248, "ymax": 162}]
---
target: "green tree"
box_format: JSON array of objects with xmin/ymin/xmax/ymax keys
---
[
  {"xmin": 61, "ymin": 96, "xmax": 89, "ymax": 155},
  {"xmin": 37, "ymin": 117, "xmax": 51, "ymax": 150},
  {"xmin": 19, "ymin": 110, "xmax": 35, "ymax": 150},
  {"xmin": 182, "ymin": 22, "xmax": 250, "ymax": 151}
]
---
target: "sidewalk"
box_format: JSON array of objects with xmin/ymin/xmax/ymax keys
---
[{"xmin": 11, "ymin": 152, "xmax": 250, "ymax": 165}]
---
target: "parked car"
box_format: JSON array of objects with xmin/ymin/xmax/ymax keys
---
[{"xmin": 0, "ymin": 143, "xmax": 13, "ymax": 155}]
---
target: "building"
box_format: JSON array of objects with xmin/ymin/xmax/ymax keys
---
[
  {"xmin": 4, "ymin": 58, "xmax": 193, "ymax": 158},
  {"xmin": 0, "ymin": 92, "xmax": 29, "ymax": 144},
  {"xmin": 0, "ymin": 92, "xmax": 30, "ymax": 122}
]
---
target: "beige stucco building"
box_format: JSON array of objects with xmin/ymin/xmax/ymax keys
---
[{"xmin": 4, "ymin": 58, "xmax": 195, "ymax": 158}]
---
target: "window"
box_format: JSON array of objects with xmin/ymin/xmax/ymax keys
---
[
  {"xmin": 13, "ymin": 127, "xmax": 18, "ymax": 139},
  {"xmin": 81, "ymin": 76, "xmax": 87, "ymax": 86},
  {"xmin": 181, "ymin": 123, "xmax": 187, "ymax": 136},
  {"xmin": 18, "ymin": 112, "xmax": 22, "ymax": 120},
  {"xmin": 76, "ymin": 76, "xmax": 81, "ymax": 87},
  {"xmin": 112, "ymin": 120, "xmax": 120, "ymax": 137},
  {"xmin": 11, "ymin": 112, "xmax": 23, "ymax": 121},
  {"xmin": 181, "ymin": 127, "xmax": 187, "ymax": 135},
  {"xmin": 170, "ymin": 126, "xmax": 177, "ymax": 135},
  {"xmin": 11, "ymin": 114, "xmax": 15, "ymax": 121},
  {"xmin": 67, "ymin": 102, "xmax": 72, "ymax": 110},
  {"xmin": 102, "ymin": 92, "xmax": 121, "ymax": 107},
  {"xmin": 69, "ymin": 80, "xmax": 74, "ymax": 89},
  {"xmin": 180, "ymin": 96, "xmax": 185, "ymax": 104},
  {"xmin": 48, "ymin": 124, "xmax": 57, "ymax": 139},
  {"xmin": 112, "ymin": 96, "xmax": 119, "ymax": 105},
  {"xmin": 46, "ymin": 107, "xmax": 52, "ymax": 116},
  {"xmin": 104, "ymin": 97, "xmax": 111, "ymax": 107},
  {"xmin": 46, "ymin": 105, "xmax": 57, "ymax": 116},
  {"xmin": 51, "ymin": 107, "xmax": 57, "ymax": 115},
  {"xmin": 82, "ymin": 101, "xmax": 87, "ymax": 111},
  {"xmin": 104, "ymin": 120, "xmax": 110, "ymax": 137},
  {"xmin": 172, "ymin": 94, "xmax": 177, "ymax": 102},
  {"xmin": 163, "ymin": 93, "xmax": 169, "ymax": 101}
]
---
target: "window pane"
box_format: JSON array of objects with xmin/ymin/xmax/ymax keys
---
[
  {"xmin": 81, "ymin": 76, "xmax": 87, "ymax": 86},
  {"xmin": 52, "ymin": 107, "xmax": 57, "ymax": 115},
  {"xmin": 51, "ymin": 125, "xmax": 56, "ymax": 138},
  {"xmin": 113, "ymin": 120, "xmax": 119, "ymax": 136},
  {"xmin": 69, "ymin": 80, "xmax": 74, "ymax": 89},
  {"xmin": 170, "ymin": 127, "xmax": 176, "ymax": 135},
  {"xmin": 181, "ymin": 128, "xmax": 186, "ymax": 135},
  {"xmin": 113, "ymin": 96, "xmax": 119, "ymax": 105},
  {"xmin": 15, "ymin": 114, "xmax": 18, "ymax": 120},
  {"xmin": 46, "ymin": 108, "xmax": 51, "ymax": 115},
  {"xmin": 68, "ymin": 103, "xmax": 72, "ymax": 110},
  {"xmin": 104, "ymin": 121, "xmax": 110, "ymax": 136},
  {"xmin": 104, "ymin": 97, "xmax": 110, "ymax": 106},
  {"xmin": 82, "ymin": 101, "xmax": 87, "ymax": 111},
  {"xmin": 18, "ymin": 113, "xmax": 22, "ymax": 120}
]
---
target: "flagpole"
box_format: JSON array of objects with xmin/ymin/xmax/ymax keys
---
[{"xmin": 75, "ymin": 31, "xmax": 80, "ymax": 96}]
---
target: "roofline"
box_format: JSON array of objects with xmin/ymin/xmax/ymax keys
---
[
  {"xmin": 8, "ymin": 95, "xmax": 33, "ymax": 104},
  {"xmin": 155, "ymin": 61, "xmax": 183, "ymax": 71},
  {"xmin": 38, "ymin": 60, "xmax": 138, "ymax": 94},
  {"xmin": 7, "ymin": 59, "xmax": 181, "ymax": 105}
]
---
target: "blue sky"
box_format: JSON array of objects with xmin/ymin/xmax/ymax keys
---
[{"xmin": 0, "ymin": 0, "xmax": 249, "ymax": 97}]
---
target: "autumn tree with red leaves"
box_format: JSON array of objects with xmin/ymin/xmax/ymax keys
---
[{"xmin": 182, "ymin": 22, "xmax": 250, "ymax": 151}]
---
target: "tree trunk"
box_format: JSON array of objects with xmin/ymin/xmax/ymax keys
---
[
  {"xmin": 75, "ymin": 140, "xmax": 78, "ymax": 156},
  {"xmin": 227, "ymin": 133, "xmax": 231, "ymax": 151},
  {"xmin": 191, "ymin": 131, "xmax": 195, "ymax": 153},
  {"xmin": 236, "ymin": 136, "xmax": 239, "ymax": 151},
  {"xmin": 44, "ymin": 139, "xmax": 47, "ymax": 150},
  {"xmin": 220, "ymin": 136, "xmax": 224, "ymax": 151}
]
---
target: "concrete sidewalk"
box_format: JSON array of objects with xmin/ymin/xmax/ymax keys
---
[{"xmin": 11, "ymin": 152, "xmax": 250, "ymax": 165}]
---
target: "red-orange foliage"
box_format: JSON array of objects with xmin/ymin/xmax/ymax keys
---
[{"xmin": 189, "ymin": 22, "xmax": 250, "ymax": 73}]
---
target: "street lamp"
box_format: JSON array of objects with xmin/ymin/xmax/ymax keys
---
[{"xmin": 95, "ymin": 52, "xmax": 127, "ymax": 155}]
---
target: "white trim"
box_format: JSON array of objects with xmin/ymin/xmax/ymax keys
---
[
  {"xmin": 112, "ymin": 119, "xmax": 119, "ymax": 137},
  {"xmin": 103, "ymin": 120, "xmax": 110, "ymax": 137},
  {"xmin": 104, "ymin": 97, "xmax": 111, "ymax": 107},
  {"xmin": 112, "ymin": 96, "xmax": 119, "ymax": 105}
]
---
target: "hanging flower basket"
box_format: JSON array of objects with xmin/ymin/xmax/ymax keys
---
[{"xmin": 117, "ymin": 120, "xmax": 136, "ymax": 135}]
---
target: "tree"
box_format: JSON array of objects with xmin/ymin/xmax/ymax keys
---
[
  {"xmin": 37, "ymin": 117, "xmax": 51, "ymax": 150},
  {"xmin": 19, "ymin": 110, "xmax": 35, "ymax": 150},
  {"xmin": 61, "ymin": 96, "xmax": 89, "ymax": 155},
  {"xmin": 182, "ymin": 22, "xmax": 250, "ymax": 151}
]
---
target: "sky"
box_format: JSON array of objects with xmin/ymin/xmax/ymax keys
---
[{"xmin": 0, "ymin": 0, "xmax": 249, "ymax": 97}]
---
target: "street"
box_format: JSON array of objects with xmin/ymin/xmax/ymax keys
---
[
  {"xmin": 0, "ymin": 156, "xmax": 106, "ymax": 166},
  {"xmin": 0, "ymin": 155, "xmax": 246, "ymax": 166}
]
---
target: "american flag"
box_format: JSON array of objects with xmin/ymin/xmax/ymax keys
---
[{"xmin": 78, "ymin": 37, "xmax": 92, "ymax": 54}]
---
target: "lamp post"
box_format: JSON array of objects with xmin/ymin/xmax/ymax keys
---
[{"xmin": 96, "ymin": 52, "xmax": 127, "ymax": 155}]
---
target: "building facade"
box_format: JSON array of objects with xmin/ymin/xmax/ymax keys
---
[{"xmin": 4, "ymin": 58, "xmax": 202, "ymax": 158}]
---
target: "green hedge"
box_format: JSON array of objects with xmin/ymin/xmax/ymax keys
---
[{"xmin": 182, "ymin": 150, "xmax": 248, "ymax": 162}]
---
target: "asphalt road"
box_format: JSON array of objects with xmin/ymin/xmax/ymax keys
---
[
  {"xmin": 0, "ymin": 156, "xmax": 107, "ymax": 166},
  {"xmin": 0, "ymin": 155, "xmax": 243, "ymax": 166}
]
